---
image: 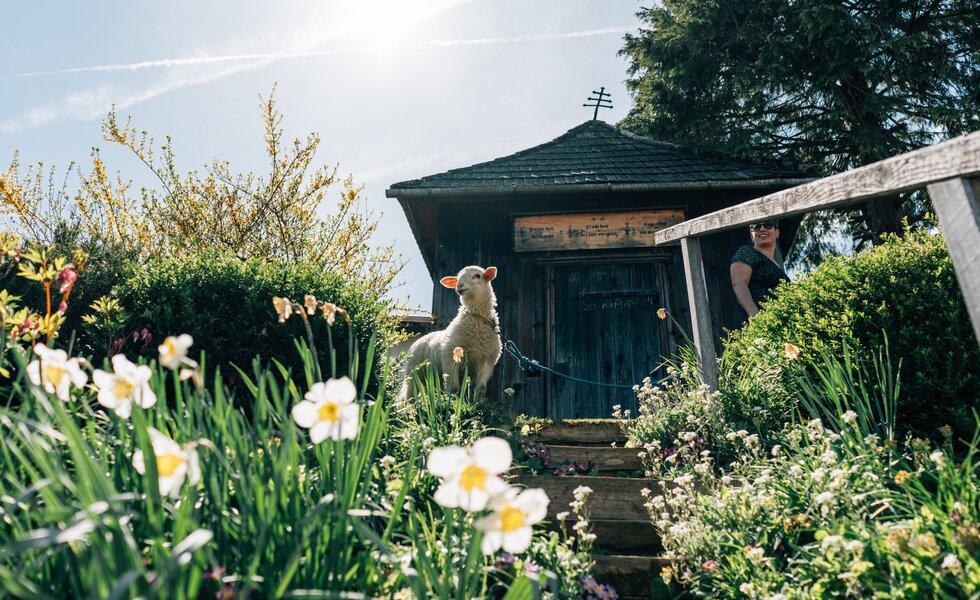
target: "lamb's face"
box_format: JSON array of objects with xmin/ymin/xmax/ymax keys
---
[{"xmin": 440, "ymin": 265, "xmax": 497, "ymax": 301}]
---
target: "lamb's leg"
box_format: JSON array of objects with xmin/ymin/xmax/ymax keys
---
[{"xmin": 473, "ymin": 364, "xmax": 494, "ymax": 399}]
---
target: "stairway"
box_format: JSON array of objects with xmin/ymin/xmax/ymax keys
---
[{"xmin": 516, "ymin": 419, "xmax": 673, "ymax": 599}]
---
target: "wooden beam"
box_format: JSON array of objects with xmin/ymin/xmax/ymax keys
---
[
  {"xmin": 656, "ymin": 130, "xmax": 980, "ymax": 244},
  {"xmin": 680, "ymin": 237, "xmax": 719, "ymax": 390},
  {"xmin": 927, "ymin": 177, "xmax": 980, "ymax": 345}
]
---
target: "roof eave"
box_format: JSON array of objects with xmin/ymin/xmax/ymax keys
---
[{"xmin": 386, "ymin": 178, "xmax": 818, "ymax": 199}]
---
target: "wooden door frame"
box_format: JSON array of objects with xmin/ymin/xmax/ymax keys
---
[{"xmin": 536, "ymin": 250, "xmax": 675, "ymax": 418}]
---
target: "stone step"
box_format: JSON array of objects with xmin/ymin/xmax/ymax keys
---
[
  {"xmin": 546, "ymin": 445, "xmax": 644, "ymax": 472},
  {"xmin": 544, "ymin": 518, "xmax": 661, "ymax": 553},
  {"xmin": 532, "ymin": 419, "xmax": 627, "ymax": 445},
  {"xmin": 518, "ymin": 475, "xmax": 668, "ymax": 522},
  {"xmin": 594, "ymin": 555, "xmax": 673, "ymax": 599}
]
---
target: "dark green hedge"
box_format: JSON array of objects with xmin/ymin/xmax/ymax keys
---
[
  {"xmin": 723, "ymin": 230, "xmax": 979, "ymax": 442},
  {"xmin": 117, "ymin": 252, "xmax": 400, "ymax": 387}
]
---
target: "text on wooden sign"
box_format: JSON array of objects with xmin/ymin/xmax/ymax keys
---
[{"xmin": 514, "ymin": 209, "xmax": 685, "ymax": 252}]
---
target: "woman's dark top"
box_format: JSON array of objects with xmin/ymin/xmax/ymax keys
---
[{"xmin": 731, "ymin": 245, "xmax": 789, "ymax": 327}]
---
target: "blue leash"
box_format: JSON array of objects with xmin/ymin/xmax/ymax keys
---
[{"xmin": 504, "ymin": 339, "xmax": 671, "ymax": 390}]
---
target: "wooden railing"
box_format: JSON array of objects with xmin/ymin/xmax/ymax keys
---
[{"xmin": 655, "ymin": 131, "xmax": 980, "ymax": 390}]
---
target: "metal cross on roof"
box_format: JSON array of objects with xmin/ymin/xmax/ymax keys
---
[{"xmin": 582, "ymin": 86, "xmax": 613, "ymax": 120}]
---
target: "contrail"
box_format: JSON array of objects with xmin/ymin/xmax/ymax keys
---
[{"xmin": 5, "ymin": 27, "xmax": 632, "ymax": 80}]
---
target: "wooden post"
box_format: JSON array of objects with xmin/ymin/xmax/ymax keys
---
[
  {"xmin": 927, "ymin": 177, "xmax": 980, "ymax": 346},
  {"xmin": 679, "ymin": 237, "xmax": 719, "ymax": 390}
]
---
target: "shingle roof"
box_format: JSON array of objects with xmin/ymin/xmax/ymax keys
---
[{"xmin": 386, "ymin": 120, "xmax": 813, "ymax": 197}]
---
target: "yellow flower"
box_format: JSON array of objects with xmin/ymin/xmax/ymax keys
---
[
  {"xmin": 784, "ymin": 342, "xmax": 801, "ymax": 360},
  {"xmin": 894, "ymin": 470, "xmax": 913, "ymax": 485},
  {"xmin": 453, "ymin": 346, "xmax": 464, "ymax": 364},
  {"xmin": 657, "ymin": 308, "xmax": 667, "ymax": 320}
]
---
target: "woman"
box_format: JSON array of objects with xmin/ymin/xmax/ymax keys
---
[{"xmin": 730, "ymin": 220, "xmax": 789, "ymax": 327}]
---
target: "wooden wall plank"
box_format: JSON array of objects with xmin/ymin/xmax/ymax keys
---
[
  {"xmin": 656, "ymin": 131, "xmax": 980, "ymax": 243},
  {"xmin": 927, "ymin": 177, "xmax": 980, "ymax": 345},
  {"xmin": 680, "ymin": 237, "xmax": 720, "ymax": 390}
]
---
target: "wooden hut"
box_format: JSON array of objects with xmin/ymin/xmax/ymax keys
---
[{"xmin": 386, "ymin": 120, "xmax": 813, "ymax": 419}]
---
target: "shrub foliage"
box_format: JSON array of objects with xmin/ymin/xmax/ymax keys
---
[
  {"xmin": 723, "ymin": 230, "xmax": 979, "ymax": 441},
  {"xmin": 118, "ymin": 252, "xmax": 401, "ymax": 387}
]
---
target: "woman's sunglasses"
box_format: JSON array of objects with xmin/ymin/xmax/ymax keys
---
[{"xmin": 749, "ymin": 221, "xmax": 777, "ymax": 232}]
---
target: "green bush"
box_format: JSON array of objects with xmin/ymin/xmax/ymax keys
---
[
  {"xmin": 117, "ymin": 251, "xmax": 402, "ymax": 393},
  {"xmin": 723, "ymin": 230, "xmax": 980, "ymax": 442},
  {"xmin": 0, "ymin": 227, "xmax": 136, "ymax": 357}
]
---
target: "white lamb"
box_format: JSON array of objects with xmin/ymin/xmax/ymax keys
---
[{"xmin": 400, "ymin": 265, "xmax": 502, "ymax": 399}]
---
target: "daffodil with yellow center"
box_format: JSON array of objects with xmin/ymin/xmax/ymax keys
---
[
  {"xmin": 292, "ymin": 377, "xmax": 360, "ymax": 443},
  {"xmin": 477, "ymin": 487, "xmax": 549, "ymax": 555},
  {"xmin": 427, "ymin": 436, "xmax": 512, "ymax": 511},
  {"xmin": 93, "ymin": 354, "xmax": 156, "ymax": 419},
  {"xmin": 132, "ymin": 427, "xmax": 202, "ymax": 498},
  {"xmin": 27, "ymin": 343, "xmax": 88, "ymax": 401},
  {"xmin": 156, "ymin": 453, "xmax": 185, "ymax": 477},
  {"xmin": 500, "ymin": 505, "xmax": 526, "ymax": 532},
  {"xmin": 44, "ymin": 364, "xmax": 67, "ymax": 388},
  {"xmin": 459, "ymin": 464, "xmax": 488, "ymax": 491},
  {"xmin": 319, "ymin": 401, "xmax": 339, "ymax": 422},
  {"xmin": 158, "ymin": 334, "xmax": 194, "ymax": 370}
]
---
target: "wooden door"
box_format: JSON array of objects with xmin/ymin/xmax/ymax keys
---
[{"xmin": 547, "ymin": 259, "xmax": 669, "ymax": 419}]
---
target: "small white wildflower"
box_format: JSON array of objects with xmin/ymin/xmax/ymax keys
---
[
  {"xmin": 941, "ymin": 553, "xmax": 963, "ymax": 575},
  {"xmin": 841, "ymin": 410, "xmax": 858, "ymax": 424},
  {"xmin": 930, "ymin": 450, "xmax": 945, "ymax": 468},
  {"xmin": 771, "ymin": 444, "xmax": 782, "ymax": 456},
  {"xmin": 679, "ymin": 431, "xmax": 697, "ymax": 442},
  {"xmin": 844, "ymin": 539, "xmax": 864, "ymax": 554},
  {"xmin": 789, "ymin": 465, "xmax": 804, "ymax": 477}
]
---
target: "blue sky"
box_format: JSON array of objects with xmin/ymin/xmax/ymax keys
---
[{"xmin": 1, "ymin": 1, "xmax": 641, "ymax": 309}]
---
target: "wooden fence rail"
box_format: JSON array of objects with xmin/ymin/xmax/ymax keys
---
[{"xmin": 655, "ymin": 130, "xmax": 980, "ymax": 390}]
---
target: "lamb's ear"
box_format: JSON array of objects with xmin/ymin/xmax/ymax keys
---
[
  {"xmin": 440, "ymin": 276, "xmax": 458, "ymax": 289},
  {"xmin": 482, "ymin": 267, "xmax": 497, "ymax": 281}
]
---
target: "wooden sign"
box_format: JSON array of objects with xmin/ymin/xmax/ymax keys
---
[{"xmin": 514, "ymin": 209, "xmax": 685, "ymax": 252}]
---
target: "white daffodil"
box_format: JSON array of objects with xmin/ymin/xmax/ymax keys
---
[
  {"xmin": 158, "ymin": 334, "xmax": 194, "ymax": 370},
  {"xmin": 26, "ymin": 343, "xmax": 87, "ymax": 401},
  {"xmin": 132, "ymin": 427, "xmax": 202, "ymax": 498},
  {"xmin": 476, "ymin": 487, "xmax": 549, "ymax": 555},
  {"xmin": 93, "ymin": 354, "xmax": 156, "ymax": 418},
  {"xmin": 291, "ymin": 377, "xmax": 360, "ymax": 443},
  {"xmin": 427, "ymin": 436, "xmax": 512, "ymax": 511}
]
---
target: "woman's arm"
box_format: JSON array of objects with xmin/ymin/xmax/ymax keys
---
[{"xmin": 730, "ymin": 261, "xmax": 759, "ymax": 317}]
